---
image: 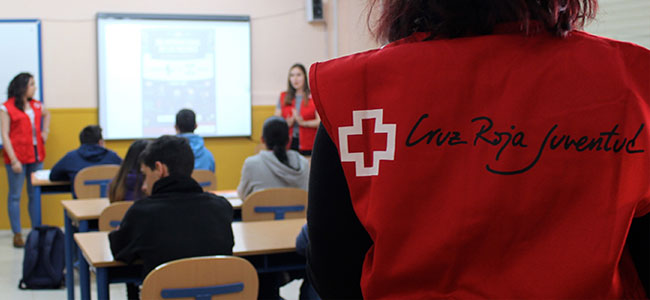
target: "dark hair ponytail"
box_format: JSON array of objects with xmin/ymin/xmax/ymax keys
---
[
  {"xmin": 7, "ymin": 73, "xmax": 33, "ymax": 111},
  {"xmin": 262, "ymin": 116, "xmax": 296, "ymax": 169},
  {"xmin": 272, "ymin": 144, "xmax": 290, "ymax": 167}
]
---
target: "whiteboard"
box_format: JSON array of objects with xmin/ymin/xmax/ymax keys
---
[
  {"xmin": 0, "ymin": 19, "xmax": 43, "ymax": 146},
  {"xmin": 97, "ymin": 13, "xmax": 252, "ymax": 140}
]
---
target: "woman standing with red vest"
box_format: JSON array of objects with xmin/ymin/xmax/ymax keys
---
[
  {"xmin": 0, "ymin": 73, "xmax": 50, "ymax": 247},
  {"xmin": 274, "ymin": 63, "xmax": 320, "ymax": 156}
]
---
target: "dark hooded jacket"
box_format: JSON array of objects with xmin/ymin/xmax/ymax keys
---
[
  {"xmin": 49, "ymin": 143, "xmax": 122, "ymax": 184},
  {"xmin": 108, "ymin": 175, "xmax": 234, "ymax": 276}
]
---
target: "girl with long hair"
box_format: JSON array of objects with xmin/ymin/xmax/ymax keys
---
[
  {"xmin": 108, "ymin": 139, "xmax": 150, "ymax": 203},
  {"xmin": 237, "ymin": 116, "xmax": 309, "ymax": 199},
  {"xmin": 274, "ymin": 63, "xmax": 320, "ymax": 155},
  {"xmin": 1, "ymin": 72, "xmax": 50, "ymax": 247}
]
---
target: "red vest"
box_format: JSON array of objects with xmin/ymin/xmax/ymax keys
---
[
  {"xmin": 3, "ymin": 98, "xmax": 45, "ymax": 164},
  {"xmin": 311, "ymin": 30, "xmax": 650, "ymax": 299},
  {"xmin": 279, "ymin": 92, "xmax": 318, "ymax": 151}
]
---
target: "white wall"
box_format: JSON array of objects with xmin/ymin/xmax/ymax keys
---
[
  {"xmin": 584, "ymin": 0, "xmax": 650, "ymax": 48},
  {"xmin": 5, "ymin": 0, "xmax": 640, "ymax": 109},
  {"xmin": 0, "ymin": 0, "xmax": 380, "ymax": 108}
]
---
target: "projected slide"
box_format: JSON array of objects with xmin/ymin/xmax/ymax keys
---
[{"xmin": 97, "ymin": 14, "xmax": 251, "ymax": 139}]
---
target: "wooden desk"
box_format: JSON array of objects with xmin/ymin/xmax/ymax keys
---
[
  {"xmin": 62, "ymin": 193, "xmax": 243, "ymax": 300},
  {"xmin": 62, "ymin": 199, "xmax": 106, "ymax": 300},
  {"xmin": 62, "ymin": 196, "xmax": 242, "ymax": 217},
  {"xmin": 212, "ymin": 189, "xmax": 238, "ymax": 199},
  {"xmin": 61, "ymin": 198, "xmax": 109, "ymax": 221},
  {"xmin": 31, "ymin": 169, "xmax": 70, "ymax": 186},
  {"xmin": 74, "ymin": 218, "xmax": 305, "ymax": 300}
]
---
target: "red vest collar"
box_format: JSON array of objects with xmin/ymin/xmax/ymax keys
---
[{"xmin": 387, "ymin": 21, "xmax": 547, "ymax": 48}]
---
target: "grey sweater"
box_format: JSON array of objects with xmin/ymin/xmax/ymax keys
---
[{"xmin": 237, "ymin": 150, "xmax": 309, "ymax": 199}]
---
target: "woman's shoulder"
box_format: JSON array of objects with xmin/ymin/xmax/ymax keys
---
[
  {"xmin": 278, "ymin": 91, "xmax": 293, "ymax": 106},
  {"xmin": 1, "ymin": 98, "xmax": 14, "ymax": 109},
  {"xmin": 287, "ymin": 149, "xmax": 309, "ymax": 164},
  {"xmin": 243, "ymin": 152, "xmax": 266, "ymax": 166}
]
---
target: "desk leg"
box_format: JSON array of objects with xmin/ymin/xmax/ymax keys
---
[
  {"xmin": 64, "ymin": 211, "xmax": 75, "ymax": 300},
  {"xmin": 33, "ymin": 186, "xmax": 42, "ymax": 227},
  {"xmin": 96, "ymin": 267, "xmax": 109, "ymax": 300},
  {"xmin": 79, "ymin": 220, "xmax": 91, "ymax": 300}
]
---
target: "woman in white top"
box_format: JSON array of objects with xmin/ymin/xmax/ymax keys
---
[
  {"xmin": 0, "ymin": 73, "xmax": 50, "ymax": 247},
  {"xmin": 237, "ymin": 116, "xmax": 309, "ymax": 200}
]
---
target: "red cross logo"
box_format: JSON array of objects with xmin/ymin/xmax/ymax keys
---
[{"xmin": 338, "ymin": 109, "xmax": 396, "ymax": 177}]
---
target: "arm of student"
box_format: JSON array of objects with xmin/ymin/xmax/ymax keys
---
[
  {"xmin": 108, "ymin": 205, "xmax": 141, "ymax": 263},
  {"xmin": 295, "ymin": 224, "xmax": 309, "ymax": 257},
  {"xmin": 307, "ymin": 125, "xmax": 372, "ymax": 299},
  {"xmin": 48, "ymin": 155, "xmax": 69, "ymax": 181},
  {"xmin": 0, "ymin": 110, "xmax": 22, "ymax": 173},
  {"xmin": 236, "ymin": 159, "xmax": 252, "ymax": 200},
  {"xmin": 209, "ymin": 153, "xmax": 215, "ymax": 173},
  {"xmin": 41, "ymin": 103, "xmax": 50, "ymax": 142}
]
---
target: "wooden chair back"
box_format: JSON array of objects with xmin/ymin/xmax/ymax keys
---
[
  {"xmin": 73, "ymin": 165, "xmax": 120, "ymax": 198},
  {"xmin": 241, "ymin": 188, "xmax": 307, "ymax": 222},
  {"xmin": 98, "ymin": 202, "xmax": 133, "ymax": 231},
  {"xmin": 191, "ymin": 169, "xmax": 217, "ymax": 191},
  {"xmin": 141, "ymin": 256, "xmax": 258, "ymax": 300}
]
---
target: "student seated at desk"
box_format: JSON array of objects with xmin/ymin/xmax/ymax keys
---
[
  {"xmin": 175, "ymin": 108, "xmax": 215, "ymax": 172},
  {"xmin": 49, "ymin": 125, "xmax": 121, "ymax": 196},
  {"xmin": 237, "ymin": 116, "xmax": 309, "ymax": 199},
  {"xmin": 108, "ymin": 140, "xmax": 150, "ymax": 203},
  {"xmin": 108, "ymin": 135, "xmax": 234, "ymax": 279}
]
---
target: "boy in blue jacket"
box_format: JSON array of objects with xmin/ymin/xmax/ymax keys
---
[
  {"xmin": 175, "ymin": 109, "xmax": 215, "ymax": 172},
  {"xmin": 49, "ymin": 125, "xmax": 121, "ymax": 196}
]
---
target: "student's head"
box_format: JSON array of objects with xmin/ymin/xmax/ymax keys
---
[
  {"xmin": 79, "ymin": 125, "xmax": 103, "ymax": 146},
  {"xmin": 139, "ymin": 135, "xmax": 194, "ymax": 195},
  {"xmin": 175, "ymin": 109, "xmax": 197, "ymax": 134},
  {"xmin": 262, "ymin": 116, "xmax": 294, "ymax": 169},
  {"xmin": 284, "ymin": 63, "xmax": 310, "ymax": 106},
  {"xmin": 108, "ymin": 139, "xmax": 151, "ymax": 203},
  {"xmin": 7, "ymin": 73, "xmax": 35, "ymax": 111},
  {"xmin": 369, "ymin": 0, "xmax": 598, "ymax": 42}
]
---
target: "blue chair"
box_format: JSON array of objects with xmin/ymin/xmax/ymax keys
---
[
  {"xmin": 73, "ymin": 165, "xmax": 120, "ymax": 198},
  {"xmin": 141, "ymin": 256, "xmax": 258, "ymax": 300},
  {"xmin": 242, "ymin": 188, "xmax": 307, "ymax": 221}
]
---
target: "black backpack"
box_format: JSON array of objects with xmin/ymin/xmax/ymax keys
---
[{"xmin": 18, "ymin": 226, "xmax": 65, "ymax": 289}]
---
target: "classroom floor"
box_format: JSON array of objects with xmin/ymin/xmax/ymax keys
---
[{"xmin": 0, "ymin": 229, "xmax": 301, "ymax": 300}]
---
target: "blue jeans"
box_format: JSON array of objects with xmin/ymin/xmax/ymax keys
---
[{"xmin": 5, "ymin": 161, "xmax": 42, "ymax": 234}]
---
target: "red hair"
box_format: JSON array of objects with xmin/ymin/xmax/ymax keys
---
[{"xmin": 369, "ymin": 0, "xmax": 598, "ymax": 42}]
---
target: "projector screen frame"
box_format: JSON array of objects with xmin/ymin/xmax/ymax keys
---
[{"xmin": 96, "ymin": 12, "xmax": 253, "ymax": 141}]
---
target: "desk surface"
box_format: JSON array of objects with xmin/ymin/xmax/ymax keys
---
[
  {"xmin": 212, "ymin": 189, "xmax": 243, "ymax": 208},
  {"xmin": 31, "ymin": 170, "xmax": 70, "ymax": 186},
  {"xmin": 62, "ymin": 198, "xmax": 110, "ymax": 221},
  {"xmin": 74, "ymin": 218, "xmax": 305, "ymax": 268},
  {"xmin": 63, "ymin": 194, "xmax": 242, "ymax": 221}
]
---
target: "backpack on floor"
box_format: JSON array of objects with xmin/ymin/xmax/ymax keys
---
[{"xmin": 18, "ymin": 226, "xmax": 65, "ymax": 289}]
